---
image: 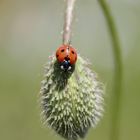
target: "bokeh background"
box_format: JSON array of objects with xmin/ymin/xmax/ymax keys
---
[{"xmin": 0, "ymin": 0, "xmax": 140, "ymax": 140}]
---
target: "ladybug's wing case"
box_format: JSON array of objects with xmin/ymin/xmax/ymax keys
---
[
  {"xmin": 56, "ymin": 45, "xmax": 67, "ymax": 63},
  {"xmin": 69, "ymin": 47, "xmax": 77, "ymax": 65}
]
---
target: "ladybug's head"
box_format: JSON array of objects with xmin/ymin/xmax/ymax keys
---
[{"xmin": 60, "ymin": 57, "xmax": 72, "ymax": 71}]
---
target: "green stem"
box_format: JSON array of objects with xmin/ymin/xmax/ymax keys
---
[{"xmin": 98, "ymin": 1, "xmax": 123, "ymax": 140}]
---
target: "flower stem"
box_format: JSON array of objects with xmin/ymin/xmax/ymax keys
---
[
  {"xmin": 98, "ymin": 1, "xmax": 123, "ymax": 140},
  {"xmin": 63, "ymin": 0, "xmax": 76, "ymax": 45}
]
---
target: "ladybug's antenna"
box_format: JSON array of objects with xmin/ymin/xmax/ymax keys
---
[{"xmin": 63, "ymin": 0, "xmax": 76, "ymax": 45}]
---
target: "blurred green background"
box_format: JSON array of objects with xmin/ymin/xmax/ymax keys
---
[{"xmin": 0, "ymin": 0, "xmax": 140, "ymax": 140}]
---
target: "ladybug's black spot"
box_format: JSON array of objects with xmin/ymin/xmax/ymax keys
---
[
  {"xmin": 71, "ymin": 51, "xmax": 75, "ymax": 54},
  {"xmin": 61, "ymin": 49, "xmax": 65, "ymax": 52},
  {"xmin": 56, "ymin": 55, "xmax": 59, "ymax": 58},
  {"xmin": 64, "ymin": 57, "xmax": 70, "ymax": 61}
]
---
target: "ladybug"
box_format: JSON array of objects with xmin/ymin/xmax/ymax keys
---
[{"xmin": 56, "ymin": 44, "xmax": 77, "ymax": 71}]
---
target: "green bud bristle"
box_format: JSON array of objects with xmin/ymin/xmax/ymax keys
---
[{"xmin": 40, "ymin": 55, "xmax": 104, "ymax": 140}]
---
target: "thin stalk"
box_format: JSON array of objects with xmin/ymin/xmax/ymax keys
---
[
  {"xmin": 63, "ymin": 0, "xmax": 76, "ymax": 45},
  {"xmin": 98, "ymin": 1, "xmax": 123, "ymax": 140}
]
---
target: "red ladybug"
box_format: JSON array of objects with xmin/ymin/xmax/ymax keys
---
[{"xmin": 56, "ymin": 44, "xmax": 77, "ymax": 71}]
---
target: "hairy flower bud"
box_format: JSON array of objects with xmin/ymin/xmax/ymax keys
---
[{"xmin": 40, "ymin": 55, "xmax": 104, "ymax": 140}]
